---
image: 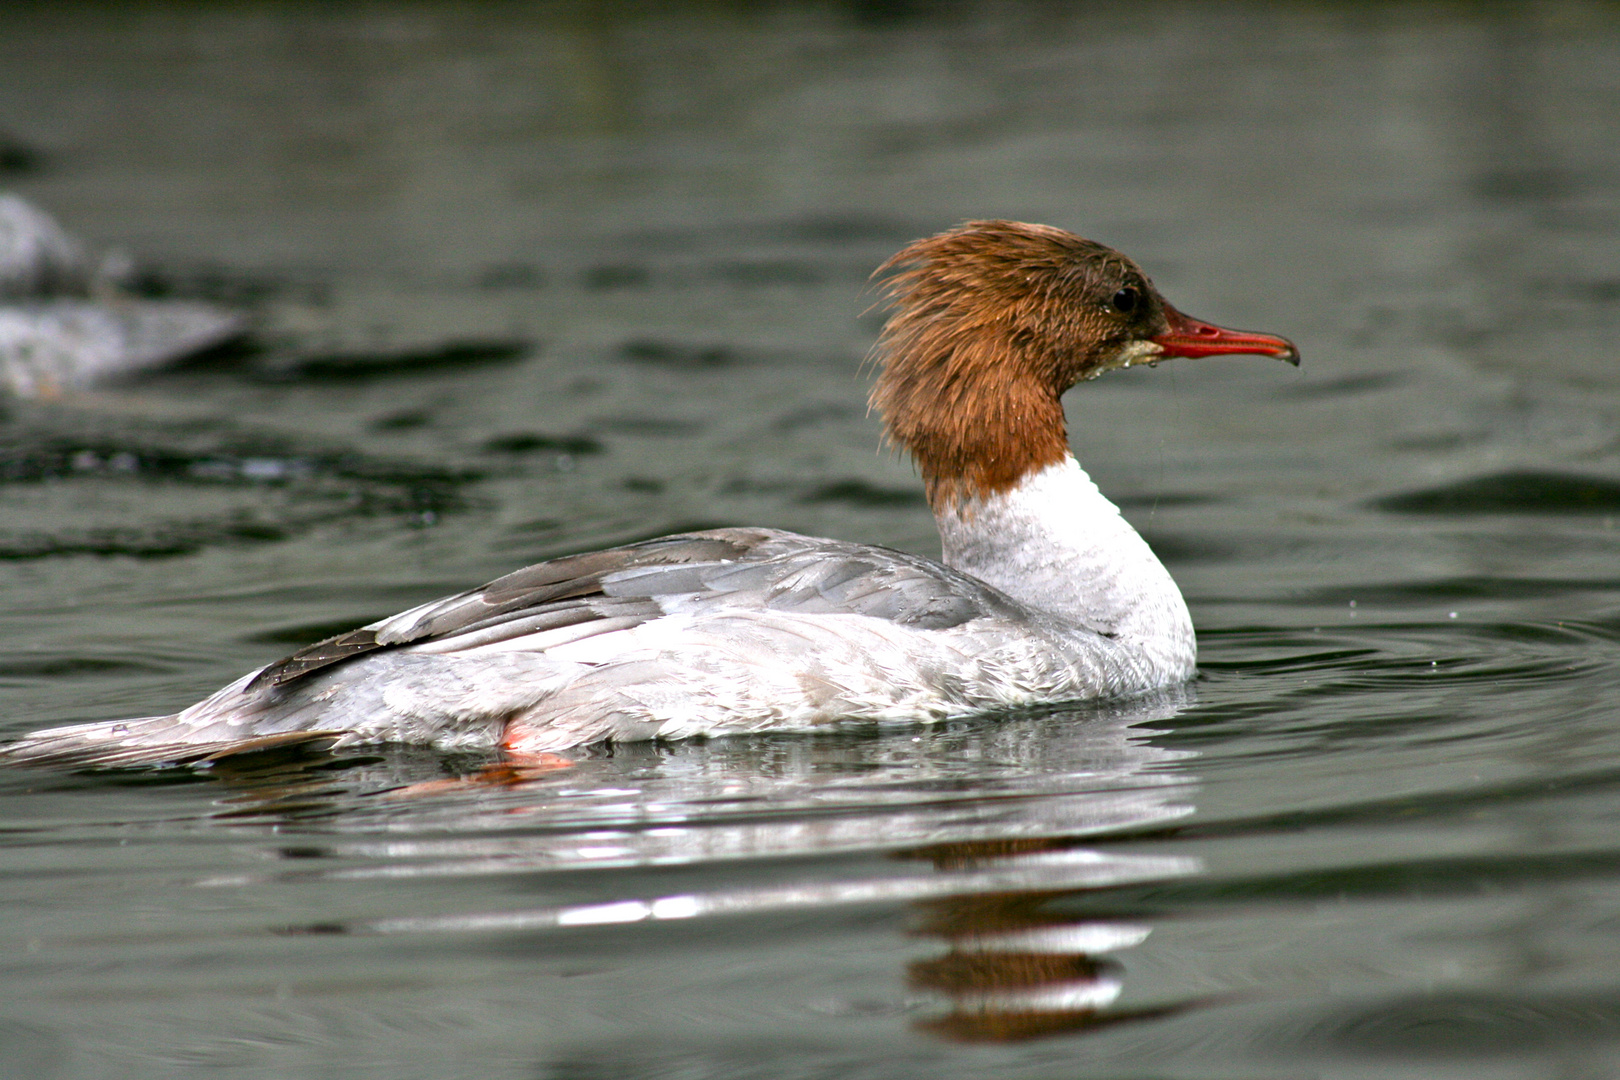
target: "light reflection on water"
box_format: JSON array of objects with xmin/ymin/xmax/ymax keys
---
[{"xmin": 266, "ymin": 697, "xmax": 1204, "ymax": 1043}]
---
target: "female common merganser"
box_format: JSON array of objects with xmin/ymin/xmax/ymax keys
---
[{"xmin": 3, "ymin": 221, "xmax": 1297, "ymax": 767}]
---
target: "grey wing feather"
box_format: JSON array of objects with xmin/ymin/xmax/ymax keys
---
[
  {"xmin": 247, "ymin": 531, "xmax": 763, "ymax": 691},
  {"xmin": 249, "ymin": 527, "xmax": 1021, "ymax": 692}
]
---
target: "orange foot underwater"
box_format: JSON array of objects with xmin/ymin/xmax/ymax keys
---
[{"xmin": 385, "ymin": 751, "xmax": 575, "ymax": 798}]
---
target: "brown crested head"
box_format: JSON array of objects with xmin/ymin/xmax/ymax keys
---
[{"xmin": 869, "ymin": 220, "xmax": 1298, "ymax": 508}]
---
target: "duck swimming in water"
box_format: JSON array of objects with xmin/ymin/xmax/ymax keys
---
[{"xmin": 2, "ymin": 221, "xmax": 1297, "ymax": 768}]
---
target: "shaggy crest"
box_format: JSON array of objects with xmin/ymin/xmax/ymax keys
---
[{"xmin": 869, "ymin": 220, "xmax": 1169, "ymax": 507}]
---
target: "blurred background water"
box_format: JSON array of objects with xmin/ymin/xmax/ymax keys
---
[{"xmin": 2, "ymin": 2, "xmax": 1619, "ymax": 1077}]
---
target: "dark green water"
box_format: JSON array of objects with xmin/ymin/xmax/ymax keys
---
[{"xmin": 3, "ymin": 3, "xmax": 1620, "ymax": 1076}]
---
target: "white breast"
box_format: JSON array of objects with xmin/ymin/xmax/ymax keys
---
[{"xmin": 935, "ymin": 456, "xmax": 1196, "ymax": 686}]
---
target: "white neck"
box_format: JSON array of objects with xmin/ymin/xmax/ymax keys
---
[{"xmin": 935, "ymin": 456, "xmax": 1195, "ymax": 674}]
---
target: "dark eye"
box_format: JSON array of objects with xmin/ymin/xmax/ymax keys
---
[{"xmin": 1110, "ymin": 286, "xmax": 1140, "ymax": 314}]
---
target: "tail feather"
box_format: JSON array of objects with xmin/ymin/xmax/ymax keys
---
[{"xmin": 0, "ymin": 717, "xmax": 344, "ymax": 769}]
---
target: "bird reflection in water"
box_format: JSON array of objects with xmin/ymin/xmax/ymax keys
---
[
  {"xmin": 901, "ymin": 842, "xmax": 1203, "ymax": 1042},
  {"xmin": 157, "ymin": 688, "xmax": 1207, "ymax": 1044}
]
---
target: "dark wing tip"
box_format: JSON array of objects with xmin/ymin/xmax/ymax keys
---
[{"xmin": 245, "ymin": 628, "xmax": 384, "ymax": 694}]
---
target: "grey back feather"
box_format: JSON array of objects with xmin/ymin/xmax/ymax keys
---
[{"xmin": 250, "ymin": 528, "xmax": 1023, "ymax": 693}]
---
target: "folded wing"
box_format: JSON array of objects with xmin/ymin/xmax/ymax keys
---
[{"xmin": 3, "ymin": 529, "xmax": 1036, "ymax": 767}]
